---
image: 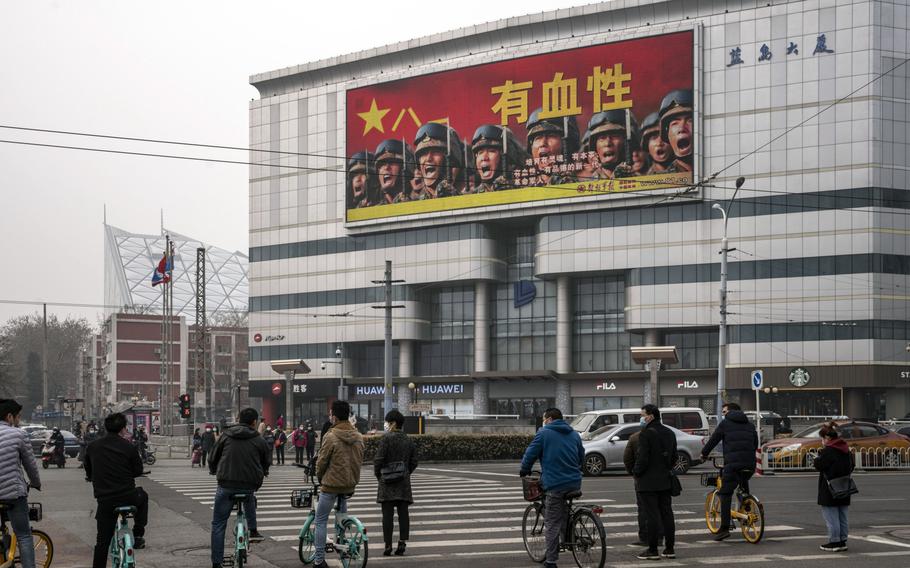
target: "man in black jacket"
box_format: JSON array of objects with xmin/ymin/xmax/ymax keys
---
[
  {"xmin": 209, "ymin": 407, "xmax": 270, "ymax": 568},
  {"xmin": 633, "ymin": 404, "xmax": 677, "ymax": 560},
  {"xmin": 700, "ymin": 402, "xmax": 759, "ymax": 541},
  {"xmin": 84, "ymin": 413, "xmax": 148, "ymax": 568}
]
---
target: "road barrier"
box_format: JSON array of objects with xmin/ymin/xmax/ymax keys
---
[{"xmin": 762, "ymin": 446, "xmax": 910, "ymax": 472}]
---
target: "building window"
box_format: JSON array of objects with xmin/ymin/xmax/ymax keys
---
[
  {"xmin": 573, "ymin": 275, "xmax": 640, "ymax": 371},
  {"xmin": 571, "ymin": 396, "xmax": 644, "ymax": 415},
  {"xmin": 664, "ymin": 330, "xmax": 719, "ymax": 369},
  {"xmin": 415, "ymin": 285, "xmax": 474, "ymax": 376},
  {"xmin": 493, "ymin": 398, "xmax": 555, "ymax": 419},
  {"xmin": 491, "ymin": 231, "xmax": 556, "ymax": 370}
]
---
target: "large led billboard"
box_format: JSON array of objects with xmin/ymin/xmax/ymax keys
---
[{"xmin": 345, "ymin": 30, "xmax": 693, "ymax": 223}]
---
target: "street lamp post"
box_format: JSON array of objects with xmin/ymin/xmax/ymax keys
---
[
  {"xmin": 712, "ymin": 176, "xmax": 746, "ymax": 416},
  {"xmin": 408, "ymin": 382, "xmax": 418, "ymax": 416}
]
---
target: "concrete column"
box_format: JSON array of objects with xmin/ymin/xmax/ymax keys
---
[
  {"xmin": 556, "ymin": 379, "xmax": 571, "ymax": 414},
  {"xmin": 556, "ymin": 276, "xmax": 572, "ymax": 373},
  {"xmin": 473, "ymin": 378, "xmax": 489, "ymax": 415},
  {"xmin": 643, "ymin": 329, "xmax": 661, "ymax": 405},
  {"xmin": 474, "ymin": 281, "xmax": 490, "ymax": 373},
  {"xmin": 397, "ymin": 340, "xmax": 414, "ymax": 412}
]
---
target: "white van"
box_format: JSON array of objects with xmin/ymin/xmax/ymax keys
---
[{"xmin": 570, "ymin": 407, "xmax": 710, "ymax": 440}]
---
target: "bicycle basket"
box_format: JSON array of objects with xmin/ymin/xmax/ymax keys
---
[
  {"xmin": 28, "ymin": 503, "xmax": 42, "ymax": 522},
  {"xmin": 290, "ymin": 488, "xmax": 314, "ymax": 509},
  {"xmin": 522, "ymin": 476, "xmax": 543, "ymax": 502},
  {"xmin": 700, "ymin": 473, "xmax": 719, "ymax": 487}
]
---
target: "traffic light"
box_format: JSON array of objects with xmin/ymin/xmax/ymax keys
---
[{"xmin": 178, "ymin": 393, "xmax": 191, "ymax": 419}]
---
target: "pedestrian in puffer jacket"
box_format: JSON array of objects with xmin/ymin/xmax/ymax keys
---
[
  {"xmin": 374, "ymin": 410, "xmax": 418, "ymax": 557},
  {"xmin": 814, "ymin": 422, "xmax": 855, "ymax": 552}
]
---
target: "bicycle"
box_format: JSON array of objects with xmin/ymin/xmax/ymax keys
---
[
  {"xmin": 702, "ymin": 457, "xmax": 765, "ymax": 543},
  {"xmin": 520, "ymin": 471, "xmax": 606, "ymax": 568},
  {"xmin": 109, "ymin": 505, "xmax": 138, "ymax": 567},
  {"xmin": 0, "ymin": 502, "xmax": 53, "ymax": 568},
  {"xmin": 227, "ymin": 493, "xmax": 253, "ymax": 568},
  {"xmin": 292, "ymin": 462, "xmax": 368, "ymax": 568}
]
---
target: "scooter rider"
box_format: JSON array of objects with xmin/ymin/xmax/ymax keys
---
[{"xmin": 49, "ymin": 427, "xmax": 66, "ymax": 466}]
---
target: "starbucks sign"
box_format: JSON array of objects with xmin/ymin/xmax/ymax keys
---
[{"xmin": 789, "ymin": 367, "xmax": 811, "ymax": 387}]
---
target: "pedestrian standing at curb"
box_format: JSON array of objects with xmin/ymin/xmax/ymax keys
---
[
  {"xmin": 275, "ymin": 427, "xmax": 287, "ymax": 465},
  {"xmin": 624, "ymin": 426, "xmax": 662, "ymax": 548},
  {"xmin": 201, "ymin": 426, "xmax": 216, "ymax": 468},
  {"xmin": 262, "ymin": 426, "xmax": 276, "ymax": 465},
  {"xmin": 814, "ymin": 422, "xmax": 855, "ymax": 552},
  {"xmin": 292, "ymin": 425, "xmax": 307, "ymax": 465},
  {"xmin": 374, "ymin": 410, "xmax": 418, "ymax": 557},
  {"xmin": 633, "ymin": 404, "xmax": 677, "ymax": 561},
  {"xmin": 306, "ymin": 424, "xmax": 317, "ymax": 463}
]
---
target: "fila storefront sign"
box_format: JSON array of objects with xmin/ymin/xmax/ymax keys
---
[
  {"xmin": 659, "ymin": 377, "xmax": 715, "ymax": 395},
  {"xmin": 571, "ymin": 379, "xmax": 643, "ymax": 397},
  {"xmin": 596, "ymin": 382, "xmax": 617, "ymax": 391},
  {"xmin": 676, "ymin": 380, "xmax": 699, "ymax": 390}
]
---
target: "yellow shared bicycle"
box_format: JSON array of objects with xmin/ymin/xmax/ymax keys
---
[
  {"xmin": 702, "ymin": 458, "xmax": 764, "ymax": 543},
  {"xmin": 0, "ymin": 502, "xmax": 53, "ymax": 568}
]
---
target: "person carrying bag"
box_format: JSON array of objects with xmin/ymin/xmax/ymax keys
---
[
  {"xmin": 374, "ymin": 410, "xmax": 418, "ymax": 557},
  {"xmin": 814, "ymin": 422, "xmax": 856, "ymax": 552}
]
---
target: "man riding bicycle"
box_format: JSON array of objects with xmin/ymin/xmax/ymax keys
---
[
  {"xmin": 0, "ymin": 399, "xmax": 42, "ymax": 568},
  {"xmin": 700, "ymin": 402, "xmax": 759, "ymax": 541},
  {"xmin": 84, "ymin": 412, "xmax": 149, "ymax": 568},
  {"xmin": 313, "ymin": 400, "xmax": 364, "ymax": 568},
  {"xmin": 209, "ymin": 407, "xmax": 270, "ymax": 568},
  {"xmin": 520, "ymin": 407, "xmax": 584, "ymax": 568}
]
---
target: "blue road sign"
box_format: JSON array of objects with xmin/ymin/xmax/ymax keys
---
[{"xmin": 751, "ymin": 370, "xmax": 763, "ymax": 391}]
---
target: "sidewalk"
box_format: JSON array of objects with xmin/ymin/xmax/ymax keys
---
[{"xmin": 33, "ymin": 462, "xmax": 281, "ymax": 568}]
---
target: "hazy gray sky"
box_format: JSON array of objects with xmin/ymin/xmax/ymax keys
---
[{"xmin": 0, "ymin": 0, "xmax": 571, "ymax": 326}]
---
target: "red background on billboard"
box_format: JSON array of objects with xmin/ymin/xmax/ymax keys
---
[{"xmin": 346, "ymin": 31, "xmax": 693, "ymax": 154}]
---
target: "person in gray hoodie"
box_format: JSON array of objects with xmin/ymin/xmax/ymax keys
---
[{"xmin": 0, "ymin": 399, "xmax": 41, "ymax": 568}]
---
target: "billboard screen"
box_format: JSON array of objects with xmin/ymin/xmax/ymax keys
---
[{"xmin": 345, "ymin": 30, "xmax": 694, "ymax": 223}]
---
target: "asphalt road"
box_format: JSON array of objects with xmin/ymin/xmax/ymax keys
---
[{"xmin": 30, "ymin": 458, "xmax": 910, "ymax": 567}]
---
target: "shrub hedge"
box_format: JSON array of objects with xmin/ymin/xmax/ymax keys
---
[{"xmin": 363, "ymin": 433, "xmax": 535, "ymax": 462}]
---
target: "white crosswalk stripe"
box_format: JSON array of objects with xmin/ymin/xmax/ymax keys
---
[{"xmin": 147, "ymin": 466, "xmax": 902, "ymax": 566}]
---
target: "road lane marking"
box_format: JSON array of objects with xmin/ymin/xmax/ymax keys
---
[{"xmin": 862, "ymin": 535, "xmax": 910, "ymax": 549}]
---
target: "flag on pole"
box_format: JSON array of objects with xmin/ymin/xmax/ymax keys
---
[{"xmin": 151, "ymin": 252, "xmax": 172, "ymax": 287}]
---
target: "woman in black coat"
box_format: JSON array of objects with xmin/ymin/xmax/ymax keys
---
[
  {"xmin": 813, "ymin": 422, "xmax": 855, "ymax": 552},
  {"xmin": 374, "ymin": 410, "xmax": 418, "ymax": 556}
]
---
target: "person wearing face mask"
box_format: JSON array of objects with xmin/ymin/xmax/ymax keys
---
[
  {"xmin": 201, "ymin": 426, "xmax": 216, "ymax": 468},
  {"xmin": 292, "ymin": 425, "xmax": 308, "ymax": 466},
  {"xmin": 633, "ymin": 404, "xmax": 678, "ymax": 561},
  {"xmin": 519, "ymin": 408, "xmax": 584, "ymax": 568},
  {"xmin": 374, "ymin": 410, "xmax": 418, "ymax": 556},
  {"xmin": 624, "ymin": 419, "xmax": 662, "ymax": 548}
]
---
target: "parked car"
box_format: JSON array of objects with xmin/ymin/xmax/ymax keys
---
[
  {"xmin": 29, "ymin": 429, "xmax": 80, "ymax": 458},
  {"xmin": 762, "ymin": 420, "xmax": 910, "ymax": 468},
  {"xmin": 571, "ymin": 407, "xmax": 710, "ymax": 440},
  {"xmin": 20, "ymin": 424, "xmax": 49, "ymax": 436},
  {"xmin": 582, "ymin": 422, "xmax": 707, "ymax": 476},
  {"xmin": 896, "ymin": 426, "xmax": 910, "ymax": 441}
]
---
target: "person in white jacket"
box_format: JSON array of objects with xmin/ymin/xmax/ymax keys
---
[{"xmin": 0, "ymin": 399, "xmax": 42, "ymax": 568}]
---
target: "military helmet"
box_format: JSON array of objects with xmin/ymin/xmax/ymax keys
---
[
  {"xmin": 585, "ymin": 110, "xmax": 628, "ymax": 141},
  {"xmin": 374, "ymin": 139, "xmax": 414, "ymax": 167},
  {"xmin": 413, "ymin": 122, "xmax": 465, "ymax": 166},
  {"xmin": 640, "ymin": 112, "xmax": 661, "ymax": 150},
  {"xmin": 347, "ymin": 150, "xmax": 373, "ymax": 175},
  {"xmin": 659, "ymin": 89, "xmax": 694, "ymax": 142},
  {"xmin": 472, "ymin": 124, "xmax": 505, "ymax": 152},
  {"xmin": 525, "ymin": 108, "xmax": 580, "ymax": 156}
]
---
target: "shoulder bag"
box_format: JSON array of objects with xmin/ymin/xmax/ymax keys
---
[
  {"xmin": 825, "ymin": 473, "xmax": 858, "ymax": 499},
  {"xmin": 380, "ymin": 461, "xmax": 407, "ymax": 483}
]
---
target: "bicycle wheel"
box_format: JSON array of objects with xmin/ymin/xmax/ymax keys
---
[
  {"xmin": 339, "ymin": 518, "xmax": 368, "ymax": 568},
  {"xmin": 298, "ymin": 520, "xmax": 316, "ymax": 564},
  {"xmin": 521, "ymin": 502, "xmax": 546, "ymax": 563},
  {"xmin": 570, "ymin": 509, "xmax": 606, "ymax": 568},
  {"xmin": 13, "ymin": 529, "xmax": 54, "ymax": 568},
  {"xmin": 738, "ymin": 495, "xmax": 765, "ymax": 544},
  {"xmin": 705, "ymin": 491, "xmax": 722, "ymax": 534}
]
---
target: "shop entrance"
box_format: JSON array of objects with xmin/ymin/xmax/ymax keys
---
[{"xmin": 761, "ymin": 388, "xmax": 842, "ymax": 417}]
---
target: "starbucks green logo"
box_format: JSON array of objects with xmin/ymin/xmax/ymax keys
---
[{"xmin": 789, "ymin": 367, "xmax": 810, "ymax": 387}]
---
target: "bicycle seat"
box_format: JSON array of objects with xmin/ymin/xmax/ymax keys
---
[
  {"xmin": 231, "ymin": 494, "xmax": 250, "ymax": 502},
  {"xmin": 114, "ymin": 506, "xmax": 136, "ymax": 515},
  {"xmin": 565, "ymin": 490, "xmax": 583, "ymax": 500}
]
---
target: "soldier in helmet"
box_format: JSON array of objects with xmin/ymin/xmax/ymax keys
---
[
  {"xmin": 526, "ymin": 109, "xmax": 580, "ymax": 186},
  {"xmin": 469, "ymin": 124, "xmax": 528, "ymax": 193},
  {"xmin": 659, "ymin": 89, "xmax": 694, "ymax": 172},
  {"xmin": 412, "ymin": 122, "xmax": 466, "ymax": 199},
  {"xmin": 373, "ymin": 139, "xmax": 415, "ymax": 204},
  {"xmin": 346, "ymin": 151, "xmax": 376, "ymax": 208},
  {"xmin": 640, "ymin": 112, "xmax": 675, "ymax": 175},
  {"xmin": 585, "ymin": 109, "xmax": 639, "ymax": 179}
]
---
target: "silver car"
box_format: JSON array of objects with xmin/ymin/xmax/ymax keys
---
[{"xmin": 582, "ymin": 423, "xmax": 708, "ymax": 476}]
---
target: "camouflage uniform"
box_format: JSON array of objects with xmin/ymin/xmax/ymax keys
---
[
  {"xmin": 584, "ymin": 109, "xmax": 639, "ymax": 179},
  {"xmin": 347, "ymin": 151, "xmax": 376, "ymax": 208},
  {"xmin": 413, "ymin": 122, "xmax": 466, "ymax": 198},
  {"xmin": 525, "ymin": 108, "xmax": 580, "ymax": 186},
  {"xmin": 373, "ymin": 139, "xmax": 415, "ymax": 204},
  {"xmin": 469, "ymin": 124, "xmax": 529, "ymax": 193},
  {"xmin": 658, "ymin": 89, "xmax": 694, "ymax": 173}
]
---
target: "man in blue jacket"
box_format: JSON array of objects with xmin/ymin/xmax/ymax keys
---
[
  {"xmin": 700, "ymin": 402, "xmax": 758, "ymax": 541},
  {"xmin": 520, "ymin": 408, "xmax": 584, "ymax": 568}
]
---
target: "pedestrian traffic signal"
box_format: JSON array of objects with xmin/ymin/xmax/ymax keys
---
[{"xmin": 178, "ymin": 393, "xmax": 191, "ymax": 419}]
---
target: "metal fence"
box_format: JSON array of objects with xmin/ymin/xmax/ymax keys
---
[{"xmin": 762, "ymin": 446, "xmax": 910, "ymax": 472}]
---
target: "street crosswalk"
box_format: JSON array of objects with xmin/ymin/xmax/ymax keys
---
[{"xmin": 149, "ymin": 465, "xmax": 910, "ymax": 567}]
